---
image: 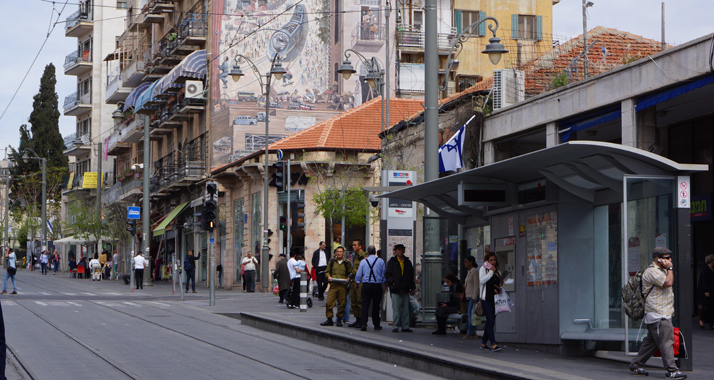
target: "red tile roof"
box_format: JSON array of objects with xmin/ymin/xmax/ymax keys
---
[{"xmin": 211, "ymin": 97, "xmax": 423, "ymax": 173}]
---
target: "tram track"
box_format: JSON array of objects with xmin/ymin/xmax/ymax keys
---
[{"xmin": 11, "ymin": 275, "xmax": 422, "ymax": 380}]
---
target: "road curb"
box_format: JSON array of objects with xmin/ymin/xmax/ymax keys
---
[{"xmin": 240, "ymin": 312, "xmax": 536, "ymax": 380}]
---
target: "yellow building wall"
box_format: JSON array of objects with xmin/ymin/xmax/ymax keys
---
[{"xmin": 452, "ymin": 0, "xmax": 555, "ymax": 84}]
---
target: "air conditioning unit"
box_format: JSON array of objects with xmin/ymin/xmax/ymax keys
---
[
  {"xmin": 185, "ymin": 80, "xmax": 204, "ymax": 98},
  {"xmin": 493, "ymin": 69, "xmax": 525, "ymax": 109}
]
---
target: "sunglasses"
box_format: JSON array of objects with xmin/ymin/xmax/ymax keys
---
[{"xmin": 661, "ymin": 256, "xmax": 671, "ymax": 260}]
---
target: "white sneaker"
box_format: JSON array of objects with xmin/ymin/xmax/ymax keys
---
[{"xmin": 665, "ymin": 370, "xmax": 687, "ymax": 379}]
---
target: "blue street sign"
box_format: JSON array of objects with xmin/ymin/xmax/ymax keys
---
[
  {"xmin": 128, "ymin": 207, "xmax": 141, "ymax": 220},
  {"xmin": 210, "ymin": 237, "xmax": 215, "ymax": 244},
  {"xmin": 276, "ymin": 149, "xmax": 284, "ymax": 161}
]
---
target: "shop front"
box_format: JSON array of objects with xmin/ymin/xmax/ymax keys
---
[{"xmin": 383, "ymin": 141, "xmax": 705, "ymax": 368}]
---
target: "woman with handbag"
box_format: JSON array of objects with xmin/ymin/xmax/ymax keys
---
[
  {"xmin": 3, "ymin": 248, "xmax": 17, "ymax": 294},
  {"xmin": 463, "ymin": 255, "xmax": 480, "ymax": 339},
  {"xmin": 479, "ymin": 252, "xmax": 503, "ymax": 352}
]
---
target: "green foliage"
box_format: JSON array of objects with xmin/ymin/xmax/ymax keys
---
[
  {"xmin": 65, "ymin": 194, "xmax": 104, "ymax": 242},
  {"xmin": 16, "ymin": 224, "xmax": 28, "ymax": 245},
  {"xmin": 314, "ymin": 186, "xmax": 369, "ymax": 228},
  {"xmin": 552, "ymin": 72, "xmax": 568, "ymax": 89},
  {"xmin": 28, "ymin": 63, "xmax": 68, "ymax": 169}
]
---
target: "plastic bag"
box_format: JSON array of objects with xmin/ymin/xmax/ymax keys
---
[
  {"xmin": 272, "ymin": 279, "xmax": 279, "ymax": 296},
  {"xmin": 494, "ymin": 289, "xmax": 511, "ymax": 315},
  {"xmin": 409, "ymin": 295, "xmax": 421, "ymax": 316}
]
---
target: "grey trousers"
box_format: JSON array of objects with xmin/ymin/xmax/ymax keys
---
[
  {"xmin": 391, "ymin": 292, "xmax": 411, "ymax": 329},
  {"xmin": 630, "ymin": 318, "xmax": 678, "ymax": 372}
]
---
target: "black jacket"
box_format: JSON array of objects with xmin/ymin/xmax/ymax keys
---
[
  {"xmin": 311, "ymin": 248, "xmax": 331, "ymax": 268},
  {"xmin": 385, "ymin": 256, "xmax": 416, "ymax": 294}
]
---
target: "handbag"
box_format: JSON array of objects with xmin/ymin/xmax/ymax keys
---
[
  {"xmin": 7, "ymin": 266, "xmax": 16, "ymax": 276},
  {"xmin": 474, "ymin": 298, "xmax": 484, "ymax": 317}
]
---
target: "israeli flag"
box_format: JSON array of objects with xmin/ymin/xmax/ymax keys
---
[
  {"xmin": 438, "ymin": 115, "xmax": 475, "ymax": 173},
  {"xmin": 47, "ymin": 220, "xmax": 53, "ymax": 235}
]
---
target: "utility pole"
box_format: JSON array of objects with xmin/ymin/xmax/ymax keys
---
[
  {"xmin": 142, "ymin": 114, "xmax": 152, "ymax": 287},
  {"xmin": 661, "ymin": 2, "xmax": 666, "ymax": 51},
  {"xmin": 582, "ymin": 0, "xmax": 591, "ymax": 78},
  {"xmin": 96, "ymin": 142, "xmax": 103, "ymax": 255},
  {"xmin": 3, "ymin": 165, "xmax": 10, "ymax": 264}
]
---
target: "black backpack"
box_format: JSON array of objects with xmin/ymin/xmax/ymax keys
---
[{"xmin": 184, "ymin": 257, "xmax": 193, "ymax": 271}]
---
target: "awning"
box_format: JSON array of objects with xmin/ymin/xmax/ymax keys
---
[
  {"xmin": 124, "ymin": 81, "xmax": 153, "ymax": 111},
  {"xmin": 156, "ymin": 50, "xmax": 206, "ymax": 96},
  {"xmin": 153, "ymin": 202, "xmax": 189, "ymax": 237},
  {"xmin": 636, "ymin": 73, "xmax": 714, "ymax": 111},
  {"xmin": 379, "ymin": 141, "xmax": 708, "ymax": 225},
  {"xmin": 135, "ymin": 80, "xmax": 163, "ymax": 111},
  {"xmin": 54, "ymin": 235, "xmax": 115, "ymax": 244},
  {"xmin": 559, "ymin": 108, "xmax": 621, "ymax": 142}
]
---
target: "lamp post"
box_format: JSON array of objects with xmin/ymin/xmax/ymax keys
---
[
  {"xmin": 229, "ymin": 53, "xmax": 286, "ymax": 292},
  {"xmin": 3, "ymin": 158, "xmax": 11, "ymax": 262},
  {"xmin": 22, "ymin": 149, "xmax": 47, "ymax": 258},
  {"xmin": 337, "ymin": 50, "xmax": 385, "ymax": 132},
  {"xmin": 424, "ymin": 5, "xmax": 507, "ymax": 320}
]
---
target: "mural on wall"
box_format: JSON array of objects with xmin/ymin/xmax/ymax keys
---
[{"xmin": 212, "ymin": 0, "xmax": 346, "ymax": 166}]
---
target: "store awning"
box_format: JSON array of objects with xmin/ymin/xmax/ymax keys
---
[
  {"xmin": 54, "ymin": 235, "xmax": 115, "ymax": 244},
  {"xmin": 135, "ymin": 80, "xmax": 163, "ymax": 111},
  {"xmin": 124, "ymin": 81, "xmax": 153, "ymax": 111},
  {"xmin": 156, "ymin": 50, "xmax": 206, "ymax": 96},
  {"xmin": 153, "ymin": 202, "xmax": 189, "ymax": 237},
  {"xmin": 636, "ymin": 73, "xmax": 714, "ymax": 111},
  {"xmin": 559, "ymin": 108, "xmax": 621, "ymax": 142},
  {"xmin": 379, "ymin": 141, "xmax": 708, "ymax": 225}
]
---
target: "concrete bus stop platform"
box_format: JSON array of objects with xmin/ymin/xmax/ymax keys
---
[{"xmin": 231, "ymin": 294, "xmax": 714, "ymax": 380}]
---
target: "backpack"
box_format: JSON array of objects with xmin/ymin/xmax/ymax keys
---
[
  {"xmin": 184, "ymin": 257, "xmax": 193, "ymax": 272},
  {"xmin": 621, "ymin": 270, "xmax": 653, "ymax": 320}
]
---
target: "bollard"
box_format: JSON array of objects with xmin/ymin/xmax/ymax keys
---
[{"xmin": 300, "ymin": 272, "xmax": 307, "ymax": 312}]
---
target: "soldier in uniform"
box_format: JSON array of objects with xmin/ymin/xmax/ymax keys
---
[
  {"xmin": 320, "ymin": 246, "xmax": 352, "ymax": 326},
  {"xmin": 348, "ymin": 239, "xmax": 367, "ymax": 328}
]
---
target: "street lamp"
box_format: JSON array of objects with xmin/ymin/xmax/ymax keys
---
[
  {"xmin": 337, "ymin": 50, "xmax": 386, "ymax": 133},
  {"xmin": 229, "ymin": 53, "xmax": 285, "ymax": 293},
  {"xmin": 112, "ymin": 102, "xmax": 124, "ymax": 123},
  {"xmin": 21, "ymin": 149, "xmax": 47, "ymax": 259}
]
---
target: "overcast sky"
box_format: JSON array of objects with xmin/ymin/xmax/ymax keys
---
[{"xmin": 0, "ymin": 0, "xmax": 712, "ymax": 156}]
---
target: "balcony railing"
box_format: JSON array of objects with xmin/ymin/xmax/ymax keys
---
[
  {"xmin": 353, "ymin": 22, "xmax": 386, "ymax": 42},
  {"xmin": 64, "ymin": 91, "xmax": 92, "ymax": 111},
  {"xmin": 64, "ymin": 49, "xmax": 92, "ymax": 70},
  {"xmin": 64, "ymin": 131, "xmax": 91, "ymax": 151},
  {"xmin": 63, "ymin": 133, "xmax": 77, "ymax": 149},
  {"xmin": 64, "ymin": 2, "xmax": 93, "ymax": 31},
  {"xmin": 178, "ymin": 13, "xmax": 208, "ymax": 41},
  {"xmin": 151, "ymin": 135, "xmax": 207, "ymax": 192},
  {"xmin": 396, "ymin": 25, "xmax": 457, "ymax": 50}
]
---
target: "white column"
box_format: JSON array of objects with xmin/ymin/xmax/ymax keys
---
[
  {"xmin": 546, "ymin": 122, "xmax": 558, "ymax": 148},
  {"xmin": 621, "ymin": 98, "xmax": 637, "ymax": 147}
]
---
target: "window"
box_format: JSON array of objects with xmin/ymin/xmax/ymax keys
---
[
  {"xmin": 512, "ymin": 14, "xmax": 542, "ymax": 41},
  {"xmin": 117, "ymin": 1, "xmax": 127, "ymax": 9},
  {"xmin": 413, "ymin": 10, "xmax": 422, "ymax": 28},
  {"xmin": 460, "ymin": 11, "xmax": 479, "ymax": 33}
]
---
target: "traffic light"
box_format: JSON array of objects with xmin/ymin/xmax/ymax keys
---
[
  {"xmin": 290, "ymin": 199, "xmax": 305, "ymax": 232},
  {"xmin": 204, "ymin": 199, "xmax": 217, "ymax": 232},
  {"xmin": 205, "ymin": 181, "xmax": 218, "ymax": 202},
  {"xmin": 279, "ymin": 215, "xmax": 287, "ymax": 231},
  {"xmin": 274, "ymin": 161, "xmax": 285, "ymax": 193},
  {"xmin": 126, "ymin": 220, "xmax": 137, "ymax": 235}
]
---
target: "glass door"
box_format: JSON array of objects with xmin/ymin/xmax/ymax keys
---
[{"xmin": 623, "ymin": 176, "xmax": 676, "ymax": 355}]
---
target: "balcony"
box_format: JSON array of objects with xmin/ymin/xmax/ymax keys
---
[
  {"xmin": 351, "ymin": 22, "xmax": 386, "ymax": 46},
  {"xmin": 106, "ymin": 71, "xmax": 132, "ymax": 104},
  {"xmin": 177, "ymin": 13, "xmax": 208, "ymax": 47},
  {"xmin": 106, "ymin": 129, "xmax": 131, "ymax": 156},
  {"xmin": 151, "ymin": 137, "xmax": 206, "ymax": 193},
  {"xmin": 63, "ymin": 91, "xmax": 92, "ymax": 116},
  {"xmin": 63, "ymin": 132, "xmax": 92, "ymax": 156},
  {"xmin": 122, "ymin": 57, "xmax": 146, "ymax": 88},
  {"xmin": 396, "ymin": 25, "xmax": 457, "ymax": 52},
  {"xmin": 105, "ymin": 174, "xmax": 144, "ymax": 204},
  {"xmin": 177, "ymin": 97, "xmax": 206, "ymax": 114},
  {"xmin": 64, "ymin": 49, "xmax": 92, "ymax": 76},
  {"xmin": 119, "ymin": 116, "xmax": 145, "ymax": 144},
  {"xmin": 65, "ymin": 5, "xmax": 93, "ymax": 37},
  {"xmin": 149, "ymin": 112, "xmax": 172, "ymax": 140},
  {"xmin": 158, "ymin": 103, "xmax": 184, "ymax": 128},
  {"xmin": 137, "ymin": 0, "xmax": 174, "ymax": 26}
]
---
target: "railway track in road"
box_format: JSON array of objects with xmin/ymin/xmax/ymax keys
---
[{"xmin": 9, "ymin": 276, "xmax": 422, "ymax": 380}]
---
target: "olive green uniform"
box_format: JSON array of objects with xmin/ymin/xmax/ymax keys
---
[
  {"xmin": 325, "ymin": 259, "xmax": 352, "ymax": 320},
  {"xmin": 349, "ymin": 250, "xmax": 367, "ymax": 319}
]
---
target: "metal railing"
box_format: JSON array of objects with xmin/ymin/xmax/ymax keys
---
[
  {"xmin": 64, "ymin": 1, "xmax": 93, "ymax": 31},
  {"xmin": 64, "ymin": 49, "xmax": 92, "ymax": 69},
  {"xmin": 353, "ymin": 22, "xmax": 386, "ymax": 42},
  {"xmin": 396, "ymin": 24, "xmax": 457, "ymax": 50},
  {"xmin": 152, "ymin": 135, "xmax": 207, "ymax": 191},
  {"xmin": 178, "ymin": 13, "xmax": 208, "ymax": 40}
]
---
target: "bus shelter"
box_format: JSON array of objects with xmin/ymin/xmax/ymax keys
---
[{"xmin": 382, "ymin": 141, "xmax": 706, "ymax": 368}]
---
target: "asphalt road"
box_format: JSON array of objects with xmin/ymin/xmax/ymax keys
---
[{"xmin": 1, "ymin": 270, "xmax": 445, "ymax": 380}]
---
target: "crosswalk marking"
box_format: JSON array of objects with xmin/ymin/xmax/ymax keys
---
[{"xmin": 35, "ymin": 302, "xmax": 48, "ymax": 306}]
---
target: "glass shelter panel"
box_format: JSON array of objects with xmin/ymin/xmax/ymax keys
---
[{"xmin": 623, "ymin": 176, "xmax": 676, "ymax": 353}]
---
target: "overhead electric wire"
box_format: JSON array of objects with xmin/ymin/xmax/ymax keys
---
[{"xmin": 0, "ymin": 1, "xmax": 71, "ymax": 124}]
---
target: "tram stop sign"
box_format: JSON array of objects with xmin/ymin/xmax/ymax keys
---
[{"xmin": 128, "ymin": 206, "xmax": 141, "ymax": 220}]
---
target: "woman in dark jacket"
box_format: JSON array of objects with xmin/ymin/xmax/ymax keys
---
[
  {"xmin": 698, "ymin": 254, "xmax": 714, "ymax": 329},
  {"xmin": 385, "ymin": 244, "xmax": 416, "ymax": 332},
  {"xmin": 432, "ymin": 274, "xmax": 463, "ymax": 335}
]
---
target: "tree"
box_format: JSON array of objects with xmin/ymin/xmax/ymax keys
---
[
  {"xmin": 28, "ymin": 63, "xmax": 67, "ymax": 169},
  {"xmin": 314, "ymin": 186, "xmax": 369, "ymax": 245}
]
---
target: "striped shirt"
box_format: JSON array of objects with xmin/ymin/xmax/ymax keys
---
[{"xmin": 642, "ymin": 264, "xmax": 674, "ymax": 318}]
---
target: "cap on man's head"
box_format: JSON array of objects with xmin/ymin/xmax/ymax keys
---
[
  {"xmin": 279, "ymin": 253, "xmax": 286, "ymax": 257},
  {"xmin": 652, "ymin": 246, "xmax": 672, "ymax": 258},
  {"xmin": 393, "ymin": 244, "xmax": 405, "ymax": 250}
]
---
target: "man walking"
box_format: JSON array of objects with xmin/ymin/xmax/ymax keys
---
[
  {"xmin": 184, "ymin": 250, "xmax": 200, "ymax": 293},
  {"xmin": 241, "ymin": 251, "xmax": 259, "ymax": 292},
  {"xmin": 629, "ymin": 247, "xmax": 687, "ymax": 378},
  {"xmin": 287, "ymin": 251, "xmax": 303, "ymax": 308},
  {"xmin": 275, "ymin": 253, "xmax": 290, "ymax": 303},
  {"xmin": 3, "ymin": 248, "xmax": 17, "ymax": 295},
  {"xmin": 321, "ymin": 246, "xmax": 352, "ymax": 327},
  {"xmin": 348, "ymin": 239, "xmax": 367, "ymax": 327},
  {"xmin": 385, "ymin": 244, "xmax": 415, "ymax": 333},
  {"xmin": 312, "ymin": 241, "xmax": 330, "ymax": 301},
  {"xmin": 355, "ymin": 245, "xmax": 386, "ymax": 331},
  {"xmin": 133, "ymin": 251, "xmax": 146, "ymax": 290}
]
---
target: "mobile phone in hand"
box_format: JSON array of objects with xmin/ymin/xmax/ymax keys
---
[{"xmin": 483, "ymin": 261, "xmax": 492, "ymax": 270}]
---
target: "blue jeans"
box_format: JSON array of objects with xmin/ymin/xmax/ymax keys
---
[
  {"xmin": 41, "ymin": 263, "xmax": 48, "ymax": 275},
  {"xmin": 3, "ymin": 272, "xmax": 16, "ymax": 292},
  {"xmin": 481, "ymin": 299, "xmax": 497, "ymax": 347},
  {"xmin": 53, "ymin": 262, "xmax": 59, "ymax": 273},
  {"xmin": 185, "ymin": 270, "xmax": 196, "ymax": 292},
  {"xmin": 467, "ymin": 298, "xmax": 478, "ymax": 335}
]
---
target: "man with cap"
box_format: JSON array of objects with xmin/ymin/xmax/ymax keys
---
[
  {"xmin": 629, "ymin": 247, "xmax": 687, "ymax": 379},
  {"xmin": 385, "ymin": 244, "xmax": 415, "ymax": 332},
  {"xmin": 275, "ymin": 253, "xmax": 291, "ymax": 303}
]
